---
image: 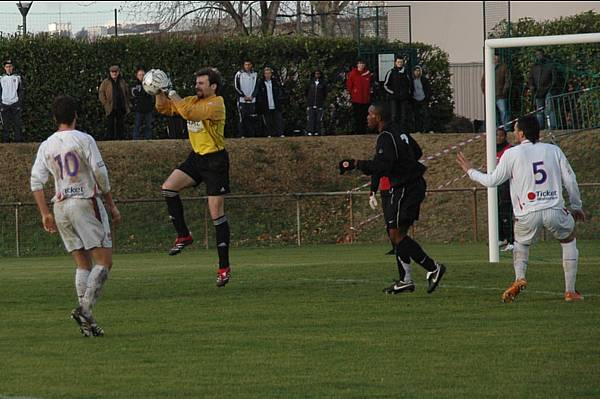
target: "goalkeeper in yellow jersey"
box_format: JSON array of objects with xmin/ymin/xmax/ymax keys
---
[{"xmin": 155, "ymin": 68, "xmax": 231, "ymax": 287}]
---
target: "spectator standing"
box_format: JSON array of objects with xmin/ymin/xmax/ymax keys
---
[
  {"xmin": 0, "ymin": 59, "xmax": 25, "ymax": 142},
  {"xmin": 346, "ymin": 59, "xmax": 373, "ymax": 135},
  {"xmin": 383, "ymin": 56, "xmax": 412, "ymax": 132},
  {"xmin": 496, "ymin": 127, "xmax": 514, "ymax": 251},
  {"xmin": 99, "ymin": 65, "xmax": 130, "ymax": 140},
  {"xmin": 305, "ymin": 69, "xmax": 328, "ymax": 136},
  {"xmin": 234, "ymin": 59, "xmax": 259, "ymax": 138},
  {"xmin": 411, "ymin": 65, "xmax": 432, "ymax": 133},
  {"xmin": 527, "ymin": 49, "xmax": 557, "ymax": 129},
  {"xmin": 481, "ymin": 54, "xmax": 511, "ymax": 130},
  {"xmin": 256, "ymin": 67, "xmax": 285, "ymax": 137},
  {"xmin": 131, "ymin": 67, "xmax": 155, "ymax": 140}
]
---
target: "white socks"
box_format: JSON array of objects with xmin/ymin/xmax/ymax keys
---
[
  {"xmin": 401, "ymin": 261, "xmax": 413, "ymax": 283},
  {"xmin": 561, "ymin": 239, "xmax": 579, "ymax": 292},
  {"xmin": 75, "ymin": 268, "xmax": 90, "ymax": 305},
  {"xmin": 513, "ymin": 241, "xmax": 529, "ymax": 281},
  {"xmin": 81, "ymin": 265, "xmax": 109, "ymax": 316}
]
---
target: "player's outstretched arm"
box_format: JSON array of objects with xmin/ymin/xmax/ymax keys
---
[{"xmin": 32, "ymin": 190, "xmax": 57, "ymax": 234}]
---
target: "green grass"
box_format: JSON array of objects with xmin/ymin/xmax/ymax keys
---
[{"xmin": 1, "ymin": 242, "xmax": 599, "ymax": 399}]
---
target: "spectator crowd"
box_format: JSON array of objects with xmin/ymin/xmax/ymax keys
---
[{"xmin": 1, "ymin": 50, "xmax": 570, "ymax": 143}]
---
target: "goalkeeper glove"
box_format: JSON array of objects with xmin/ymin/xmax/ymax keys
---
[
  {"xmin": 369, "ymin": 192, "xmax": 378, "ymax": 210},
  {"xmin": 339, "ymin": 159, "xmax": 356, "ymax": 175}
]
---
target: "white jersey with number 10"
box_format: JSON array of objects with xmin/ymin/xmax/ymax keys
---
[
  {"xmin": 30, "ymin": 130, "xmax": 110, "ymax": 202},
  {"xmin": 467, "ymin": 140, "xmax": 582, "ymax": 217}
]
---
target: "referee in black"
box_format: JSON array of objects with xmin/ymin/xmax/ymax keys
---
[{"xmin": 339, "ymin": 101, "xmax": 446, "ymax": 294}]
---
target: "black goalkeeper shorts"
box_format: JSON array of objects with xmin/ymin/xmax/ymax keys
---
[
  {"xmin": 177, "ymin": 150, "xmax": 230, "ymax": 196},
  {"xmin": 384, "ymin": 177, "xmax": 426, "ymax": 230}
]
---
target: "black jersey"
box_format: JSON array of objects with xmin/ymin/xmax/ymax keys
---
[{"xmin": 356, "ymin": 125, "xmax": 426, "ymax": 187}]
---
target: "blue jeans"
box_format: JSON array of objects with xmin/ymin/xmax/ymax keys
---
[
  {"xmin": 133, "ymin": 111, "xmax": 153, "ymax": 140},
  {"xmin": 496, "ymin": 98, "xmax": 510, "ymax": 130},
  {"xmin": 534, "ymin": 93, "xmax": 556, "ymax": 130}
]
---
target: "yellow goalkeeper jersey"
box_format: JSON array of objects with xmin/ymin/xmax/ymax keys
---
[{"xmin": 156, "ymin": 94, "xmax": 226, "ymax": 155}]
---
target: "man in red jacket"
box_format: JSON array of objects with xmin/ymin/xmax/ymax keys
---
[{"xmin": 346, "ymin": 59, "xmax": 373, "ymax": 134}]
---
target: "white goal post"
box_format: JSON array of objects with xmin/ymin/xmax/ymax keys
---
[{"xmin": 484, "ymin": 33, "xmax": 600, "ymax": 262}]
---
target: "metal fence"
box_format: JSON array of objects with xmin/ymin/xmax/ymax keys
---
[
  {"xmin": 2, "ymin": 184, "xmax": 599, "ymax": 257},
  {"xmin": 546, "ymin": 86, "xmax": 600, "ymax": 131}
]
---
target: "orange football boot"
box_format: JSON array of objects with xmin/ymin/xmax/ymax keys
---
[
  {"xmin": 564, "ymin": 291, "xmax": 584, "ymax": 302},
  {"xmin": 502, "ymin": 278, "xmax": 528, "ymax": 303}
]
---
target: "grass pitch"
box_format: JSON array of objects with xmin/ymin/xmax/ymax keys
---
[{"xmin": 1, "ymin": 242, "xmax": 599, "ymax": 399}]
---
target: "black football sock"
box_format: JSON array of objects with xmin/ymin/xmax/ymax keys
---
[
  {"xmin": 214, "ymin": 215, "xmax": 230, "ymax": 268},
  {"xmin": 398, "ymin": 236, "xmax": 437, "ymax": 272},
  {"xmin": 161, "ymin": 189, "xmax": 190, "ymax": 237}
]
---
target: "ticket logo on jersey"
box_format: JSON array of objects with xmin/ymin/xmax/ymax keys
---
[{"xmin": 527, "ymin": 190, "xmax": 558, "ymax": 202}]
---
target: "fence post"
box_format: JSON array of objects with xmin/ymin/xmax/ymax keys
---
[
  {"xmin": 15, "ymin": 203, "xmax": 20, "ymax": 257},
  {"xmin": 204, "ymin": 197, "xmax": 209, "ymax": 249},
  {"xmin": 348, "ymin": 193, "xmax": 354, "ymax": 243},
  {"xmin": 296, "ymin": 196, "xmax": 301, "ymax": 246},
  {"xmin": 472, "ymin": 188, "xmax": 478, "ymax": 242}
]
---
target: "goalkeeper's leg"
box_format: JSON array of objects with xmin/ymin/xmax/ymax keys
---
[{"xmin": 161, "ymin": 168, "xmax": 197, "ymax": 255}]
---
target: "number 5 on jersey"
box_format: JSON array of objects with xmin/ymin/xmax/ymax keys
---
[{"xmin": 532, "ymin": 161, "xmax": 547, "ymax": 184}]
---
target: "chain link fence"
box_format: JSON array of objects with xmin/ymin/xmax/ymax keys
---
[{"xmin": 2, "ymin": 184, "xmax": 599, "ymax": 257}]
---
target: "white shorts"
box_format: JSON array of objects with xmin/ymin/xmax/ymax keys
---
[
  {"xmin": 514, "ymin": 208, "xmax": 575, "ymax": 245},
  {"xmin": 53, "ymin": 197, "xmax": 112, "ymax": 253}
]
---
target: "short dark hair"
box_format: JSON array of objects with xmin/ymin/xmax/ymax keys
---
[
  {"xmin": 135, "ymin": 66, "xmax": 145, "ymax": 74},
  {"xmin": 196, "ymin": 67, "xmax": 222, "ymax": 95},
  {"xmin": 52, "ymin": 95, "xmax": 78, "ymax": 125},
  {"xmin": 357, "ymin": 58, "xmax": 366, "ymax": 64},
  {"xmin": 371, "ymin": 101, "xmax": 392, "ymax": 123},
  {"xmin": 517, "ymin": 114, "xmax": 540, "ymax": 143},
  {"xmin": 395, "ymin": 56, "xmax": 404, "ymax": 62}
]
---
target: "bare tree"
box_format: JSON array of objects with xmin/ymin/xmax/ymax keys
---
[
  {"xmin": 121, "ymin": 1, "xmax": 282, "ymax": 36},
  {"xmin": 310, "ymin": 1, "xmax": 351, "ymax": 38}
]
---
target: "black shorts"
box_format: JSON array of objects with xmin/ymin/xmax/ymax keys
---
[
  {"xmin": 177, "ymin": 150, "xmax": 230, "ymax": 196},
  {"xmin": 384, "ymin": 177, "xmax": 426, "ymax": 230}
]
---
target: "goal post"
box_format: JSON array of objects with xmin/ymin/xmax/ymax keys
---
[{"xmin": 484, "ymin": 32, "xmax": 600, "ymax": 263}]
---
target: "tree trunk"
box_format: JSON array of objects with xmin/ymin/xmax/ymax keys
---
[{"xmin": 260, "ymin": 0, "xmax": 280, "ymax": 36}]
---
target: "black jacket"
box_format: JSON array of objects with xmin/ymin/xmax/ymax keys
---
[
  {"xmin": 357, "ymin": 123, "xmax": 427, "ymax": 187},
  {"xmin": 383, "ymin": 67, "xmax": 412, "ymax": 100},
  {"xmin": 256, "ymin": 79, "xmax": 285, "ymax": 114},
  {"xmin": 528, "ymin": 59, "xmax": 557, "ymax": 98},
  {"xmin": 305, "ymin": 79, "xmax": 328, "ymax": 108},
  {"xmin": 131, "ymin": 80, "xmax": 154, "ymax": 113}
]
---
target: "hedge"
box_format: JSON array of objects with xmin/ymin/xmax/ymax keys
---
[{"xmin": 0, "ymin": 35, "xmax": 453, "ymax": 141}]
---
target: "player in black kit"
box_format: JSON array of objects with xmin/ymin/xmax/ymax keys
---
[{"xmin": 339, "ymin": 102, "xmax": 446, "ymax": 294}]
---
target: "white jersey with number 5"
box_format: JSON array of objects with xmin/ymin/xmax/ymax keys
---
[
  {"xmin": 30, "ymin": 130, "xmax": 110, "ymax": 202},
  {"xmin": 467, "ymin": 140, "xmax": 582, "ymax": 217}
]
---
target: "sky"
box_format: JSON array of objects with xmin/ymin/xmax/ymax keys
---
[{"xmin": 1, "ymin": 1, "xmax": 598, "ymax": 62}]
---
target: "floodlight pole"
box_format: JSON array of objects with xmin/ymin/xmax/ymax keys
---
[
  {"xmin": 16, "ymin": 1, "xmax": 33, "ymax": 36},
  {"xmin": 483, "ymin": 32, "xmax": 600, "ymax": 264}
]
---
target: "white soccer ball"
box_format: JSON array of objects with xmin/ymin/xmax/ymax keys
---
[{"xmin": 142, "ymin": 69, "xmax": 170, "ymax": 95}]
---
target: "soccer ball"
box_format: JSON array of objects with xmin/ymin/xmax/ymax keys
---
[{"xmin": 142, "ymin": 69, "xmax": 170, "ymax": 95}]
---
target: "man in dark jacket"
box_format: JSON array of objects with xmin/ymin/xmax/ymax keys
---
[
  {"xmin": 481, "ymin": 54, "xmax": 511, "ymax": 130},
  {"xmin": 528, "ymin": 49, "xmax": 557, "ymax": 129},
  {"xmin": 131, "ymin": 67, "xmax": 155, "ymax": 140},
  {"xmin": 0, "ymin": 59, "xmax": 25, "ymax": 142},
  {"xmin": 256, "ymin": 67, "xmax": 285, "ymax": 137},
  {"xmin": 383, "ymin": 57, "xmax": 412, "ymax": 132},
  {"xmin": 339, "ymin": 102, "xmax": 446, "ymax": 295},
  {"xmin": 411, "ymin": 65, "xmax": 432, "ymax": 133},
  {"xmin": 99, "ymin": 65, "xmax": 130, "ymax": 140},
  {"xmin": 305, "ymin": 69, "xmax": 327, "ymax": 136}
]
